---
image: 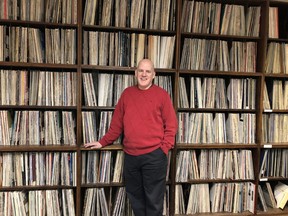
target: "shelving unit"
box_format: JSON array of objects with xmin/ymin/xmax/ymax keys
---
[{"xmin": 0, "ymin": 0, "xmax": 288, "ymax": 215}]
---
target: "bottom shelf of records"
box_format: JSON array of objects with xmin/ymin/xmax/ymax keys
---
[
  {"xmin": 82, "ymin": 187, "xmax": 133, "ymax": 216},
  {"xmin": 0, "ymin": 189, "xmax": 76, "ymax": 216},
  {"xmin": 81, "ymin": 186, "xmax": 170, "ymax": 216},
  {"xmin": 174, "ymin": 182, "xmax": 256, "ymax": 215}
]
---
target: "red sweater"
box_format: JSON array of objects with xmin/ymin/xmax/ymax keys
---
[{"xmin": 99, "ymin": 85, "xmax": 178, "ymax": 156}]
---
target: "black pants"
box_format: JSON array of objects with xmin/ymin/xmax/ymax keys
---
[{"xmin": 124, "ymin": 148, "xmax": 167, "ymax": 216}]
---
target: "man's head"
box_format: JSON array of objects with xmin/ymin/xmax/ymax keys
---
[{"xmin": 135, "ymin": 59, "xmax": 156, "ymax": 90}]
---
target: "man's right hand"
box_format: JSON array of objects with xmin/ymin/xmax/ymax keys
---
[{"xmin": 83, "ymin": 141, "xmax": 102, "ymax": 149}]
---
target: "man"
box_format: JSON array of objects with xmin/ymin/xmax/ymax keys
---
[{"xmin": 84, "ymin": 59, "xmax": 178, "ymax": 216}]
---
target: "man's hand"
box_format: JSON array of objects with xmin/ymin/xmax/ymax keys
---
[{"xmin": 84, "ymin": 141, "xmax": 102, "ymax": 149}]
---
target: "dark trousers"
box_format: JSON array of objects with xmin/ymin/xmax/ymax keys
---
[{"xmin": 124, "ymin": 148, "xmax": 167, "ymax": 216}]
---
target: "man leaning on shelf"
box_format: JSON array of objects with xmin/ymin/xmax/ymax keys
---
[{"xmin": 84, "ymin": 58, "xmax": 178, "ymax": 216}]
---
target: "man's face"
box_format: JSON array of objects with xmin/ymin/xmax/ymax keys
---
[{"xmin": 135, "ymin": 60, "xmax": 155, "ymax": 90}]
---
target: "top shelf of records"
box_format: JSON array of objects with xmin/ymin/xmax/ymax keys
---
[
  {"xmin": 0, "ymin": 0, "xmax": 78, "ymax": 24},
  {"xmin": 0, "ymin": 0, "xmax": 176, "ymax": 30},
  {"xmin": 0, "ymin": 0, "xmax": 285, "ymax": 38}
]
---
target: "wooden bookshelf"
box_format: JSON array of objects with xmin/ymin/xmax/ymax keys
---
[{"xmin": 0, "ymin": 0, "xmax": 288, "ymax": 215}]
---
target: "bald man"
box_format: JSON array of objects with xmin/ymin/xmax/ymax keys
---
[{"xmin": 84, "ymin": 59, "xmax": 178, "ymax": 216}]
